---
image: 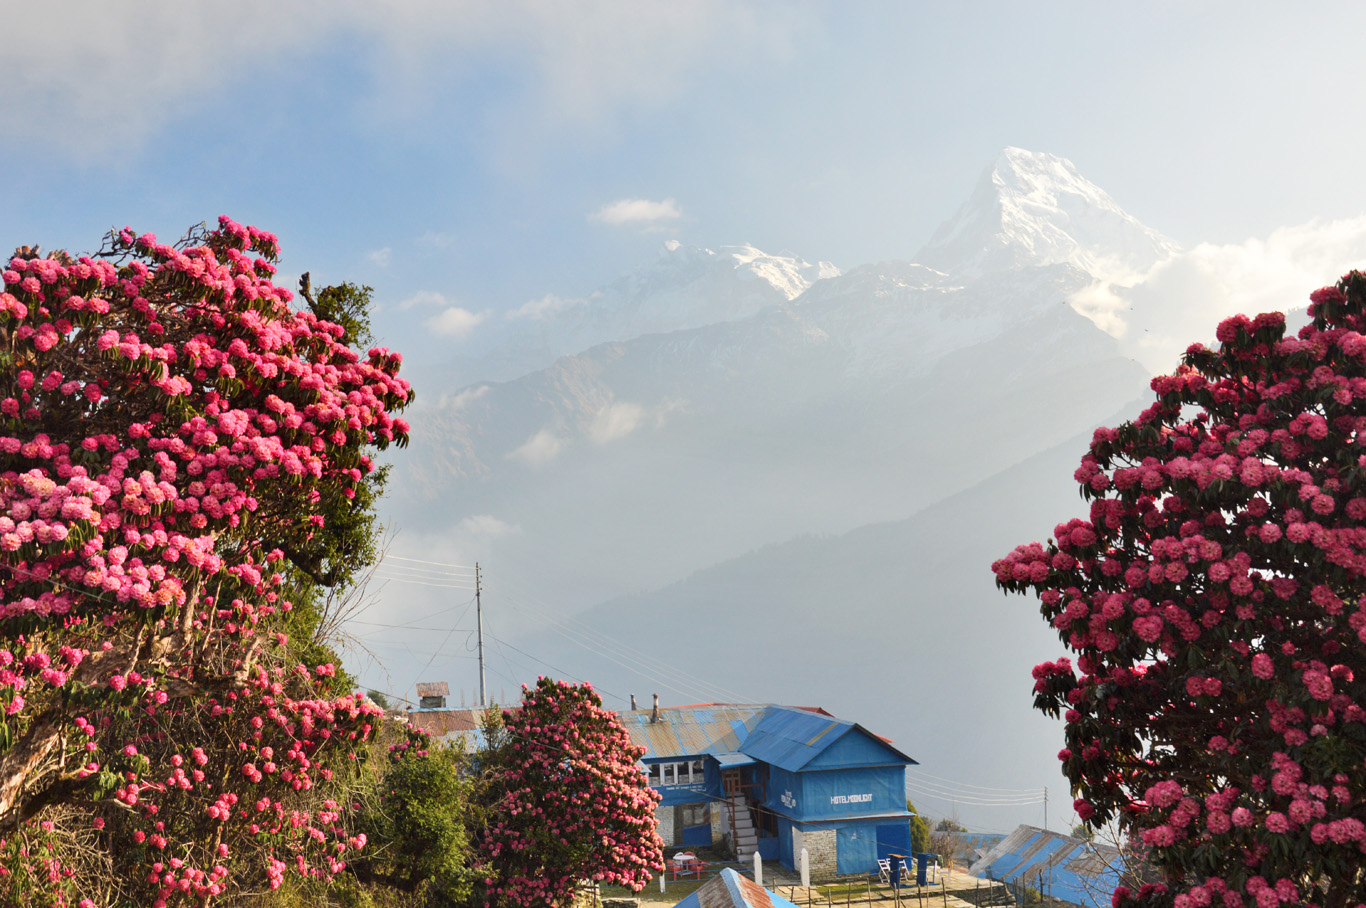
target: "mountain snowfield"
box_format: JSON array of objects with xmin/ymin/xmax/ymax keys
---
[
  {"xmin": 369, "ymin": 148, "xmax": 1366, "ymax": 833},
  {"xmin": 435, "ymin": 241, "xmax": 840, "ymax": 387}
]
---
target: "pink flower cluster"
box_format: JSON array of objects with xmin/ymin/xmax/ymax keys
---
[
  {"xmin": 0, "ymin": 218, "xmax": 411, "ymax": 905},
  {"xmin": 474, "ymin": 678, "xmax": 664, "ymax": 906},
  {"xmin": 995, "ymin": 271, "xmax": 1366, "ymax": 907}
]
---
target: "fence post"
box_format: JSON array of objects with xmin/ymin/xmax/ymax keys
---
[
  {"xmin": 801, "ymin": 847, "xmax": 810, "ymax": 889},
  {"xmin": 754, "ymin": 851, "xmax": 763, "ymax": 887}
]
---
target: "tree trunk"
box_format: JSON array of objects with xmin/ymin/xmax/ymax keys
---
[{"xmin": 0, "ymin": 715, "xmax": 63, "ymax": 827}]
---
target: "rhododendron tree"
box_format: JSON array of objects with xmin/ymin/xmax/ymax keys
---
[
  {"xmin": 993, "ymin": 272, "xmax": 1366, "ymax": 908},
  {"xmin": 472, "ymin": 678, "xmax": 664, "ymax": 908},
  {"xmin": 0, "ymin": 219, "xmax": 412, "ymax": 905}
]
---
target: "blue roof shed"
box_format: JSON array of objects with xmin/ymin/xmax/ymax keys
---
[{"xmin": 968, "ymin": 825, "xmax": 1126, "ymax": 908}]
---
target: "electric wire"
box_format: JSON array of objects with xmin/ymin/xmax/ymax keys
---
[
  {"xmin": 384, "ymin": 555, "xmax": 477, "ymax": 573},
  {"xmin": 374, "ymin": 563, "xmax": 478, "ymax": 582},
  {"xmin": 371, "ymin": 575, "xmax": 477, "ymax": 590},
  {"xmin": 496, "ymin": 587, "xmax": 755, "ymax": 705},
  {"xmin": 906, "ymin": 769, "xmax": 1046, "ymax": 794}
]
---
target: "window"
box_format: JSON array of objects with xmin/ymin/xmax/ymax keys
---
[
  {"xmin": 647, "ymin": 760, "xmax": 705, "ymax": 787},
  {"xmin": 681, "ymin": 803, "xmax": 709, "ymax": 827}
]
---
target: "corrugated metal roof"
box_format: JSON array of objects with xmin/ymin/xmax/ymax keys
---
[
  {"xmin": 740, "ymin": 706, "xmax": 916, "ymax": 772},
  {"xmin": 407, "ymin": 708, "xmax": 484, "ymax": 738},
  {"xmin": 715, "ymin": 752, "xmax": 758, "ymax": 768},
  {"xmin": 621, "ymin": 705, "xmax": 768, "ymax": 760},
  {"xmin": 968, "ymin": 825, "xmax": 1125, "ymax": 908},
  {"xmin": 621, "ymin": 703, "xmax": 916, "ymax": 770},
  {"xmin": 415, "ymin": 681, "xmax": 449, "ymax": 698},
  {"xmin": 949, "ymin": 831, "xmax": 1007, "ymax": 864},
  {"xmin": 671, "ymin": 868, "xmax": 801, "ymax": 908}
]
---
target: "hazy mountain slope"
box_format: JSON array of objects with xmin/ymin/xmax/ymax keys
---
[
  {"xmin": 394, "ymin": 260, "xmax": 1150, "ymax": 610},
  {"xmin": 508, "ymin": 411, "xmax": 1148, "ymax": 833},
  {"xmin": 440, "ymin": 242, "xmax": 840, "ymax": 386}
]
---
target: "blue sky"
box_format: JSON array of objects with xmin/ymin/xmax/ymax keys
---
[{"xmin": 10, "ymin": 1, "xmax": 1366, "ymax": 358}]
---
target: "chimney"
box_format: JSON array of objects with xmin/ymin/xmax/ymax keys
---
[
  {"xmin": 651, "ymin": 693, "xmax": 660, "ymax": 724},
  {"xmin": 630, "ymin": 694, "xmax": 637, "ymax": 711}
]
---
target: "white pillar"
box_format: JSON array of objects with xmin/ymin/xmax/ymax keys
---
[
  {"xmin": 753, "ymin": 851, "xmax": 763, "ymax": 886},
  {"xmin": 660, "ymin": 872, "xmax": 666, "ymax": 893},
  {"xmin": 800, "ymin": 847, "xmax": 810, "ymax": 888}
]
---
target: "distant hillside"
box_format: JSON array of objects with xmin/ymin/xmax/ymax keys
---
[{"xmin": 510, "ymin": 407, "xmax": 1147, "ymax": 833}]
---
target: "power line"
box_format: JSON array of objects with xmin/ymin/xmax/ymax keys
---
[
  {"xmin": 497, "ymin": 589, "xmax": 754, "ymax": 705},
  {"xmin": 385, "ymin": 555, "xmax": 477, "ymax": 573},
  {"xmin": 907, "ymin": 770, "xmax": 1043, "ymax": 791}
]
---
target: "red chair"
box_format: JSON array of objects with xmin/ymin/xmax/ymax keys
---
[{"xmin": 668, "ymin": 852, "xmax": 704, "ymax": 880}]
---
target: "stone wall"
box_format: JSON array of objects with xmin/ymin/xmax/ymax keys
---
[
  {"xmin": 791, "ymin": 827, "xmax": 838, "ymax": 879},
  {"xmin": 655, "ymin": 804, "xmax": 674, "ymax": 847},
  {"xmin": 710, "ymin": 802, "xmax": 726, "ymax": 846}
]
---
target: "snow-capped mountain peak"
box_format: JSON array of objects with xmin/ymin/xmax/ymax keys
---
[{"xmin": 914, "ymin": 147, "xmax": 1180, "ymax": 280}]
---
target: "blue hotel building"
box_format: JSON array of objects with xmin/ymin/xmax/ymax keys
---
[{"xmin": 620, "ymin": 702, "xmax": 919, "ymax": 877}]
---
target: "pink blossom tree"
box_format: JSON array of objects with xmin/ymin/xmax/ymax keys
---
[
  {"xmin": 0, "ymin": 219, "xmax": 411, "ymax": 905},
  {"xmin": 993, "ymin": 272, "xmax": 1366, "ymax": 908},
  {"xmin": 473, "ymin": 678, "xmax": 664, "ymax": 908}
]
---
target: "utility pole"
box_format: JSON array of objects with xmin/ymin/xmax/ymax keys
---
[
  {"xmin": 1044, "ymin": 787, "xmax": 1048, "ymax": 832},
  {"xmin": 476, "ymin": 563, "xmax": 486, "ymax": 708}
]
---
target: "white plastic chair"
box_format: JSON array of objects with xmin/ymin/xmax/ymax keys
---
[{"xmin": 877, "ymin": 858, "xmax": 892, "ymax": 884}]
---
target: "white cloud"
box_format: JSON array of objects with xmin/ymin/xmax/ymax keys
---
[
  {"xmin": 589, "ymin": 402, "xmax": 645, "ymax": 444},
  {"xmin": 416, "ymin": 230, "xmax": 460, "ymax": 249},
  {"xmin": 1066, "ymin": 217, "xmax": 1366, "ymax": 374},
  {"xmin": 507, "ymin": 428, "xmax": 565, "ymax": 467},
  {"xmin": 455, "ymin": 514, "xmax": 519, "ymax": 540},
  {"xmin": 427, "ymin": 306, "xmax": 487, "ymax": 339},
  {"xmin": 589, "ymin": 197, "xmax": 683, "ymax": 227},
  {"xmin": 397, "ymin": 290, "xmax": 451, "ymax": 310},
  {"xmin": 508, "ymin": 293, "xmax": 584, "ymax": 321},
  {"xmin": 442, "ymin": 385, "xmax": 491, "ymax": 412},
  {"xmin": 366, "ymin": 247, "xmax": 392, "ymax": 268},
  {"xmin": 3, "ymin": 2, "xmax": 802, "ymax": 159}
]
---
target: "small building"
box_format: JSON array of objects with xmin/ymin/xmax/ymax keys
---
[
  {"xmin": 621, "ymin": 702, "xmax": 919, "ymax": 878},
  {"xmin": 415, "ymin": 681, "xmax": 449, "ymax": 710},
  {"xmin": 968, "ymin": 825, "xmax": 1129, "ymax": 908},
  {"xmin": 405, "ymin": 705, "xmax": 493, "ymax": 751}
]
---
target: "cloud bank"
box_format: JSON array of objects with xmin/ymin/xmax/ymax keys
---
[
  {"xmin": 1068, "ymin": 217, "xmax": 1366, "ymax": 374},
  {"xmin": 2, "ymin": 1, "xmax": 800, "ymax": 160},
  {"xmin": 589, "ymin": 198, "xmax": 683, "ymax": 227}
]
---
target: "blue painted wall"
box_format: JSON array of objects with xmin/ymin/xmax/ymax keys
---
[
  {"xmin": 757, "ymin": 836, "xmax": 780, "ymax": 861},
  {"xmin": 832, "ymin": 822, "xmax": 880, "ymax": 875},
  {"xmin": 797, "ymin": 766, "xmax": 906, "ymax": 820},
  {"xmin": 805, "ymin": 729, "xmax": 908, "ymax": 770},
  {"xmin": 680, "ymin": 824, "xmax": 712, "ymax": 847}
]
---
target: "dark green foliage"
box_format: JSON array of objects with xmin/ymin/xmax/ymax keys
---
[
  {"xmin": 906, "ymin": 799, "xmax": 931, "ymax": 854},
  {"xmin": 353, "ymin": 741, "xmax": 474, "ymax": 906}
]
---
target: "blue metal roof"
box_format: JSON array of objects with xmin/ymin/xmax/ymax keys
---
[
  {"xmin": 619, "ymin": 703, "xmax": 916, "ymax": 771},
  {"xmin": 715, "ymin": 752, "xmax": 758, "ymax": 768},
  {"xmin": 670, "ymin": 867, "xmax": 801, "ymax": 908},
  {"xmin": 968, "ymin": 826, "xmax": 1125, "ymax": 908},
  {"xmin": 740, "ymin": 706, "xmax": 916, "ymax": 773}
]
